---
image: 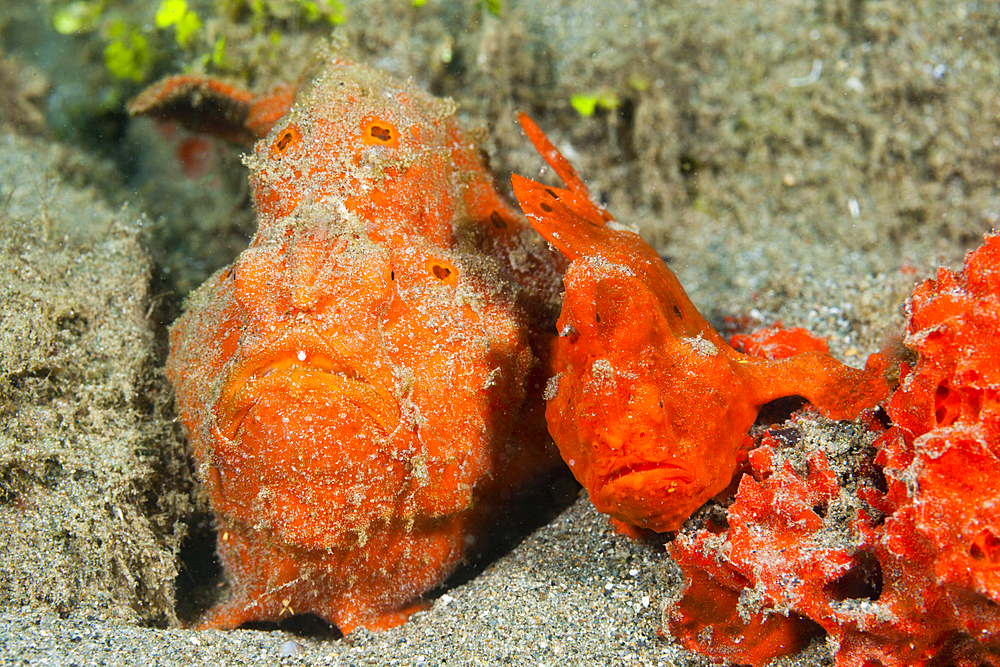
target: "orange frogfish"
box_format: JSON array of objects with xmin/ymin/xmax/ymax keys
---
[
  {"xmin": 158, "ymin": 59, "xmax": 563, "ymax": 632},
  {"xmin": 511, "ymin": 113, "xmax": 895, "ymax": 533}
]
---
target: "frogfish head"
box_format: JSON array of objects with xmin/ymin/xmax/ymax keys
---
[
  {"xmin": 246, "ymin": 58, "xmax": 463, "ymax": 248},
  {"xmin": 546, "ymin": 261, "xmax": 753, "ymax": 533}
]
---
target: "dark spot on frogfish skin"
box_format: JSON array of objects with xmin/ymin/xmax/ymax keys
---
[
  {"xmin": 673, "ymin": 305, "xmax": 682, "ymax": 318},
  {"xmin": 540, "ymin": 202, "xmax": 553, "ymax": 213},
  {"xmin": 432, "ymin": 264, "xmax": 452, "ymax": 280},
  {"xmin": 268, "ymin": 124, "xmax": 302, "ymax": 160},
  {"xmin": 277, "ymin": 131, "xmax": 295, "ymax": 151},
  {"xmin": 370, "ymin": 125, "xmax": 393, "ymax": 142},
  {"xmin": 545, "ymin": 188, "xmax": 559, "ymax": 199},
  {"xmin": 490, "ymin": 211, "xmax": 507, "ymax": 229}
]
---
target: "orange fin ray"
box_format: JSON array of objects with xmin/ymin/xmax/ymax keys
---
[{"xmin": 511, "ymin": 170, "xmax": 717, "ymax": 341}]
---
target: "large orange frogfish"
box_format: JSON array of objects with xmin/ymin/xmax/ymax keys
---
[
  {"xmin": 511, "ymin": 113, "xmax": 895, "ymax": 534},
  {"xmin": 157, "ymin": 59, "xmax": 563, "ymax": 632}
]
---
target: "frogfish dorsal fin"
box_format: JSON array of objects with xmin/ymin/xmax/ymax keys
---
[{"xmin": 511, "ymin": 115, "xmax": 719, "ymax": 342}]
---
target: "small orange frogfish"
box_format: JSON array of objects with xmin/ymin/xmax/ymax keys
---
[
  {"xmin": 511, "ymin": 113, "xmax": 894, "ymax": 534},
  {"xmin": 159, "ymin": 60, "xmax": 563, "ymax": 632}
]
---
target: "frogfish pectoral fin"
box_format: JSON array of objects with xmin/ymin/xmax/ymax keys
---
[{"xmin": 740, "ymin": 350, "xmax": 895, "ymax": 420}]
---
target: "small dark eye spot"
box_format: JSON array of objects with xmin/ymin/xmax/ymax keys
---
[
  {"xmin": 545, "ymin": 188, "xmax": 558, "ymax": 198},
  {"xmin": 270, "ymin": 125, "xmax": 303, "ymax": 159},
  {"xmin": 361, "ymin": 117, "xmax": 400, "ymax": 148},
  {"xmin": 425, "ymin": 258, "xmax": 458, "ymax": 285},
  {"xmin": 370, "ymin": 125, "xmax": 393, "ymax": 142},
  {"xmin": 540, "ymin": 202, "xmax": 553, "ymax": 212},
  {"xmin": 673, "ymin": 305, "xmax": 682, "ymax": 317}
]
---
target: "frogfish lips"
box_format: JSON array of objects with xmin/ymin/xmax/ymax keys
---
[
  {"xmin": 213, "ymin": 346, "xmax": 401, "ymax": 465},
  {"xmin": 593, "ymin": 464, "xmax": 704, "ymax": 533}
]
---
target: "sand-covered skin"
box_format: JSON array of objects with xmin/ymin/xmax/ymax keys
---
[{"xmin": 1, "ymin": 0, "xmax": 998, "ymax": 665}]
